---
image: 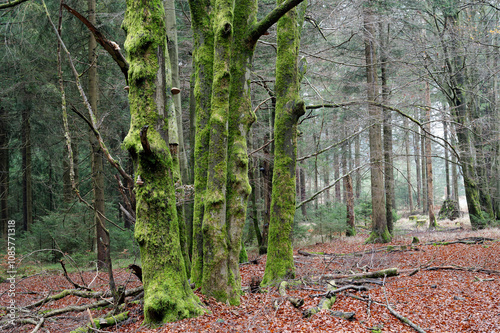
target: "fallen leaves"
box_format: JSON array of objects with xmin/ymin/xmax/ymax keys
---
[{"xmin": 1, "ymin": 229, "xmax": 499, "ymax": 332}]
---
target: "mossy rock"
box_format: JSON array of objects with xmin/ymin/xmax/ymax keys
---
[{"xmin": 438, "ymin": 199, "xmax": 460, "ymax": 221}]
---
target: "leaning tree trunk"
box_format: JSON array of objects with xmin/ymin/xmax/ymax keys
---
[
  {"xmin": 363, "ymin": 2, "xmax": 390, "ymax": 244},
  {"xmin": 261, "ymin": 0, "xmax": 305, "ymax": 286},
  {"xmin": 88, "ymin": 0, "xmax": 108, "ymax": 269},
  {"xmin": 122, "ymin": 0, "xmax": 203, "ymax": 323}
]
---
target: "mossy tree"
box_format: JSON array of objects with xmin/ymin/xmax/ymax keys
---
[
  {"xmin": 261, "ymin": 0, "xmax": 305, "ymax": 286},
  {"xmin": 122, "ymin": 0, "xmax": 204, "ymax": 323},
  {"xmin": 189, "ymin": 0, "xmax": 306, "ymax": 304}
]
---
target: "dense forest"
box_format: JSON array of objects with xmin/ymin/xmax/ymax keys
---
[{"xmin": 1, "ymin": 0, "xmax": 500, "ymax": 331}]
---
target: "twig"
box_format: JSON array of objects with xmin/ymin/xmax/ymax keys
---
[
  {"xmin": 30, "ymin": 317, "xmax": 44, "ymax": 333},
  {"xmin": 59, "ymin": 260, "xmax": 91, "ymax": 291}
]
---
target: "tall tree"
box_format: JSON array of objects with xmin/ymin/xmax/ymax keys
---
[
  {"xmin": 380, "ymin": 19, "xmax": 394, "ymax": 234},
  {"xmin": 261, "ymin": 0, "xmax": 305, "ymax": 286},
  {"xmin": 363, "ymin": 1, "xmax": 390, "ymax": 243},
  {"xmin": 122, "ymin": 0, "xmax": 204, "ymax": 322}
]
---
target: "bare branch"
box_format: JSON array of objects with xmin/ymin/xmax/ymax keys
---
[{"xmin": 0, "ymin": 0, "xmax": 30, "ymax": 10}]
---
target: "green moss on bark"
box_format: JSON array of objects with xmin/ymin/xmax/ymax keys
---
[
  {"xmin": 189, "ymin": 0, "xmax": 214, "ymax": 287},
  {"xmin": 365, "ymin": 227, "xmax": 392, "ymax": 244},
  {"xmin": 261, "ymin": 1, "xmax": 304, "ymax": 287}
]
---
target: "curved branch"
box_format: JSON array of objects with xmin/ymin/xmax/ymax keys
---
[
  {"xmin": 246, "ymin": 0, "xmax": 306, "ymax": 44},
  {"xmin": 61, "ymin": 3, "xmax": 129, "ymax": 83}
]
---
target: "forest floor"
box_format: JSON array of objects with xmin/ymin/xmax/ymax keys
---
[{"xmin": 2, "ymin": 219, "xmax": 500, "ymax": 332}]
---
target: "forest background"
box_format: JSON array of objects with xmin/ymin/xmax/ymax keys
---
[{"xmin": 1, "ymin": 0, "xmax": 500, "ymax": 328}]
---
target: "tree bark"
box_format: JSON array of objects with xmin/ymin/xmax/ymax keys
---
[{"xmin": 122, "ymin": 0, "xmax": 203, "ymax": 322}]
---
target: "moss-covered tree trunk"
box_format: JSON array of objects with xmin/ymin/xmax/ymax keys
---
[
  {"xmin": 261, "ymin": 0, "xmax": 305, "ymax": 286},
  {"xmin": 122, "ymin": 0, "xmax": 203, "ymax": 323},
  {"xmin": 189, "ymin": 0, "xmax": 306, "ymax": 304},
  {"xmin": 224, "ymin": 0, "xmax": 258, "ymax": 304},
  {"xmin": 363, "ymin": 2, "xmax": 391, "ymax": 244},
  {"xmin": 189, "ymin": 0, "xmax": 214, "ymax": 287},
  {"xmin": 200, "ymin": 0, "xmax": 234, "ymax": 302}
]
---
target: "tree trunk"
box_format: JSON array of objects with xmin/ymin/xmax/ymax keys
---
[
  {"xmin": 262, "ymin": 1, "xmax": 305, "ymax": 286},
  {"xmin": 425, "ymin": 81, "xmax": 437, "ymax": 228},
  {"xmin": 0, "ymin": 103, "xmax": 8, "ymax": 239},
  {"xmin": 300, "ymin": 165, "xmax": 307, "ymax": 216},
  {"xmin": 363, "ymin": 2, "xmax": 390, "ymax": 243},
  {"xmin": 414, "ymin": 128, "xmax": 422, "ymax": 210},
  {"xmin": 260, "ymin": 135, "xmax": 272, "ymax": 255},
  {"xmin": 380, "ymin": 20, "xmax": 394, "ymax": 234},
  {"xmin": 122, "ymin": 0, "xmax": 203, "ymax": 322},
  {"xmin": 189, "ymin": 0, "xmax": 214, "ymax": 287},
  {"xmin": 443, "ymin": 112, "xmax": 451, "ymax": 200},
  {"xmin": 343, "ymin": 137, "xmax": 355, "ymax": 236},
  {"xmin": 354, "ymin": 128, "xmax": 361, "ymax": 199},
  {"xmin": 404, "ymin": 118, "xmax": 413, "ymax": 213},
  {"xmin": 22, "ymin": 105, "xmax": 32, "ymax": 232},
  {"xmin": 420, "ymin": 122, "xmax": 427, "ymax": 214}
]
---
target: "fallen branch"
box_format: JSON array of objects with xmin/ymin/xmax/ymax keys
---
[
  {"xmin": 383, "ymin": 281, "xmax": 426, "ymax": 333},
  {"xmin": 422, "ymin": 265, "xmax": 500, "ymax": 275},
  {"xmin": 69, "ymin": 311, "xmax": 129, "ymax": 333},
  {"xmin": 303, "ymin": 280, "xmax": 337, "ymax": 318},
  {"xmin": 309, "ymin": 284, "xmax": 370, "ymax": 298},
  {"xmin": 30, "ymin": 317, "xmax": 44, "ymax": 333},
  {"xmin": 60, "ymin": 260, "xmax": 91, "ymax": 291},
  {"xmin": 328, "ymin": 310, "xmax": 356, "ymax": 320},
  {"xmin": 424, "ymin": 237, "xmax": 496, "ymax": 246},
  {"xmin": 278, "ymin": 281, "xmax": 305, "ymax": 308},
  {"xmin": 320, "ymin": 267, "xmax": 399, "ymax": 281}
]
